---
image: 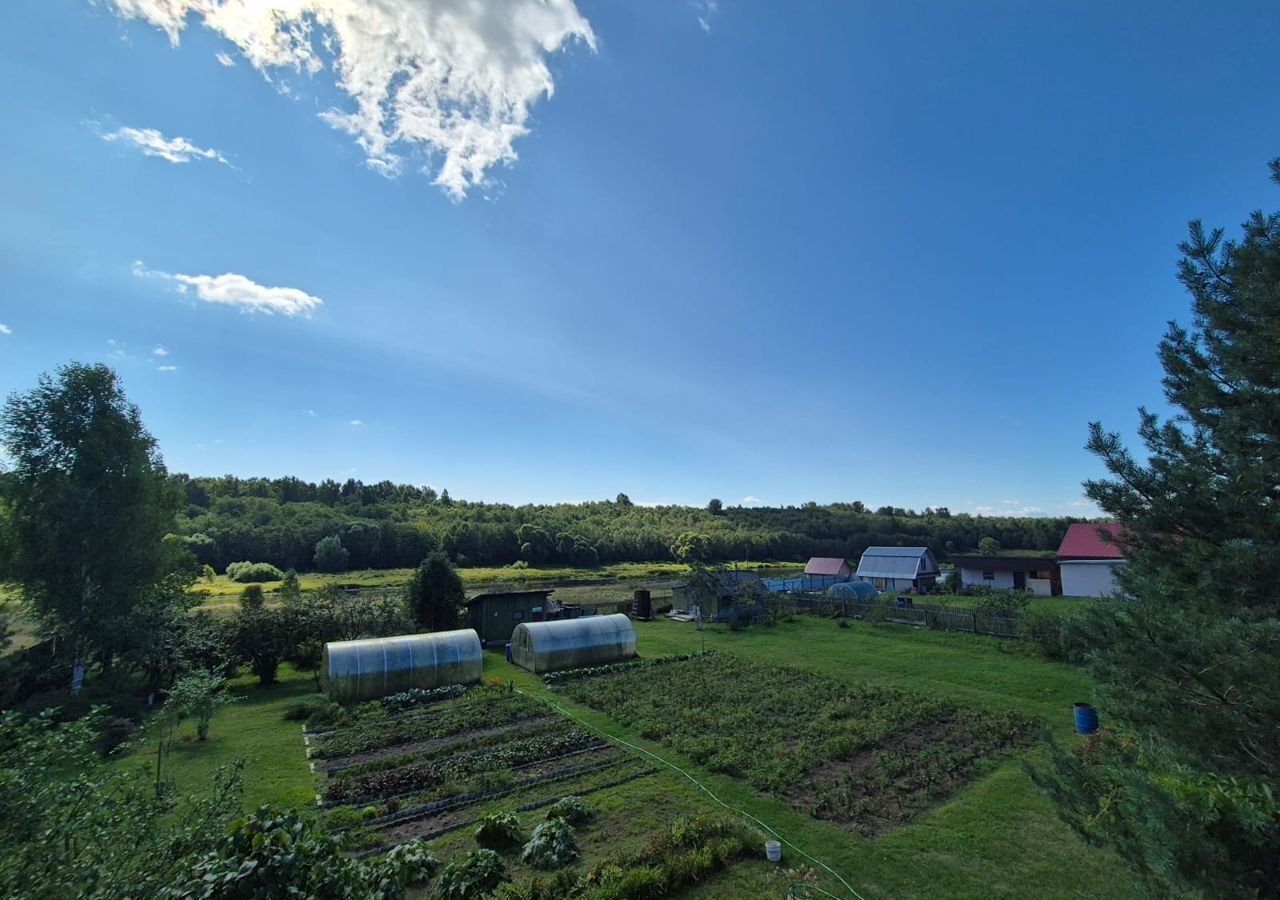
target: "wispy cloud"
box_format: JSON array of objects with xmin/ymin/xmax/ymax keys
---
[
  {"xmin": 349, "ymin": 419, "xmax": 364, "ymax": 427},
  {"xmin": 133, "ymin": 260, "xmax": 324, "ymax": 317},
  {"xmin": 694, "ymin": 0, "xmax": 719, "ymax": 32},
  {"xmin": 99, "ymin": 123, "xmax": 230, "ymax": 166},
  {"xmin": 303, "ymin": 409, "xmax": 317, "ymax": 417},
  {"xmin": 0, "ymin": 323, "xmax": 10, "ymax": 335},
  {"xmin": 103, "ymin": 0, "xmax": 596, "ymax": 200},
  {"xmin": 740, "ymin": 495, "xmax": 763, "ymax": 505},
  {"xmin": 157, "ymin": 365, "xmax": 178, "ymax": 372},
  {"xmin": 152, "ymin": 345, "xmax": 169, "ymax": 356},
  {"xmin": 214, "ymin": 50, "xmax": 235, "ymax": 67}
]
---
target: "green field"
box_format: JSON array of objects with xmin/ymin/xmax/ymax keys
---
[{"xmin": 109, "ymin": 608, "xmax": 1141, "ymax": 899}]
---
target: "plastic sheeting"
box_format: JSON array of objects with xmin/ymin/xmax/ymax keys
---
[
  {"xmin": 510, "ymin": 613, "xmax": 637, "ymax": 674},
  {"xmin": 829, "ymin": 580, "xmax": 880, "ymax": 601},
  {"xmin": 321, "ymin": 629, "xmax": 482, "ymax": 703}
]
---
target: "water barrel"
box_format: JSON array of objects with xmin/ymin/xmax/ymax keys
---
[
  {"xmin": 634, "ymin": 589, "xmax": 652, "ymax": 619},
  {"xmin": 504, "ymin": 642, "xmax": 513, "ymax": 663},
  {"xmin": 1073, "ymin": 702, "xmax": 1099, "ymax": 735},
  {"xmin": 765, "ymin": 840, "xmax": 782, "ymax": 863}
]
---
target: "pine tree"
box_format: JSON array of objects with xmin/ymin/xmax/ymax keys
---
[
  {"xmin": 407, "ymin": 552, "xmax": 463, "ymax": 632},
  {"xmin": 1034, "ymin": 159, "xmax": 1280, "ymax": 898}
]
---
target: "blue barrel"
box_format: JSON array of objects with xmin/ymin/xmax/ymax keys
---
[
  {"xmin": 1073, "ymin": 702, "xmax": 1099, "ymax": 735},
  {"xmin": 504, "ymin": 642, "xmax": 512, "ymax": 663}
]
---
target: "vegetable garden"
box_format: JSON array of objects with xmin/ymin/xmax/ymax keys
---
[{"xmin": 550, "ymin": 653, "xmax": 1038, "ymax": 835}]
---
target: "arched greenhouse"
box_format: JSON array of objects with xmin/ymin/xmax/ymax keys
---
[
  {"xmin": 829, "ymin": 580, "xmax": 880, "ymax": 601},
  {"xmin": 510, "ymin": 614, "xmax": 637, "ymax": 674},
  {"xmin": 321, "ymin": 629, "xmax": 482, "ymax": 703}
]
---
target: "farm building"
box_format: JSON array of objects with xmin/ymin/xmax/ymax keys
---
[
  {"xmin": 951, "ymin": 555, "xmax": 1061, "ymax": 596},
  {"xmin": 464, "ymin": 590, "xmax": 554, "ymax": 646},
  {"xmin": 1057, "ymin": 523, "xmax": 1126, "ymax": 597},
  {"xmin": 670, "ymin": 569, "xmax": 763, "ymax": 618},
  {"xmin": 320, "ymin": 629, "xmax": 483, "ymax": 703},
  {"xmin": 854, "ymin": 546, "xmax": 940, "ymax": 592},
  {"xmin": 510, "ymin": 614, "xmax": 637, "ymax": 674}
]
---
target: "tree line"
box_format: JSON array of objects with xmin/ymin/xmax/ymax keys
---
[{"xmin": 167, "ymin": 475, "xmax": 1081, "ymax": 574}]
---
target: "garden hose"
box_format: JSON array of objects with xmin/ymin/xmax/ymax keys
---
[{"xmin": 519, "ymin": 689, "xmax": 870, "ymax": 900}]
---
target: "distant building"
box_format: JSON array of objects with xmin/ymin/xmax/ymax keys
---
[
  {"xmin": 854, "ymin": 546, "xmax": 940, "ymax": 592},
  {"xmin": 671, "ymin": 569, "xmax": 763, "ymax": 618},
  {"xmin": 951, "ymin": 555, "xmax": 1061, "ymax": 597},
  {"xmin": 1057, "ymin": 523, "xmax": 1126, "ymax": 597},
  {"xmin": 796, "ymin": 557, "xmax": 852, "ymax": 590},
  {"xmin": 464, "ymin": 589, "xmax": 554, "ymax": 645}
]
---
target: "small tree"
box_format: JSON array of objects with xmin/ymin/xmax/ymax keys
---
[
  {"xmin": 229, "ymin": 606, "xmax": 297, "ymax": 686},
  {"xmin": 278, "ymin": 569, "xmax": 302, "ymax": 604},
  {"xmin": 239, "ymin": 584, "xmax": 264, "ymax": 611},
  {"xmin": 168, "ymin": 669, "xmax": 236, "ymax": 741},
  {"xmin": 706, "ymin": 498, "xmax": 723, "ymax": 515},
  {"xmin": 313, "ymin": 535, "xmax": 349, "ymax": 573},
  {"xmin": 977, "ymin": 536, "xmax": 1001, "ymax": 555},
  {"xmin": 407, "ymin": 553, "xmax": 464, "ymax": 632}
]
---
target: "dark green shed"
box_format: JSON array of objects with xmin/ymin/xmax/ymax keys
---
[{"xmin": 465, "ymin": 590, "xmax": 554, "ymax": 645}]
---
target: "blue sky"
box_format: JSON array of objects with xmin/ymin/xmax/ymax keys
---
[{"xmin": 2, "ymin": 1, "xmax": 1279, "ymax": 514}]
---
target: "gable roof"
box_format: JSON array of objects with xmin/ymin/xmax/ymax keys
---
[
  {"xmin": 1057, "ymin": 523, "xmax": 1125, "ymax": 560},
  {"xmin": 805, "ymin": 557, "xmax": 851, "ymax": 576},
  {"xmin": 855, "ymin": 546, "xmax": 939, "ymax": 579}
]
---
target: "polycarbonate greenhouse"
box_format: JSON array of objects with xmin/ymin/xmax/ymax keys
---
[
  {"xmin": 510, "ymin": 614, "xmax": 637, "ymax": 674},
  {"xmin": 829, "ymin": 580, "xmax": 880, "ymax": 601},
  {"xmin": 321, "ymin": 629, "xmax": 482, "ymax": 703}
]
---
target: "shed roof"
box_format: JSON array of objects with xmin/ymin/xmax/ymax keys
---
[
  {"xmin": 951, "ymin": 555, "xmax": 1059, "ymax": 573},
  {"xmin": 805, "ymin": 557, "xmax": 851, "ymax": 576},
  {"xmin": 1057, "ymin": 523, "xmax": 1125, "ymax": 560},
  {"xmin": 855, "ymin": 546, "xmax": 939, "ymax": 579},
  {"xmin": 464, "ymin": 589, "xmax": 553, "ymax": 607}
]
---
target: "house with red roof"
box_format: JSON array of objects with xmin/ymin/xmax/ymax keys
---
[
  {"xmin": 804, "ymin": 557, "xmax": 854, "ymax": 579},
  {"xmin": 1056, "ymin": 523, "xmax": 1126, "ymax": 597}
]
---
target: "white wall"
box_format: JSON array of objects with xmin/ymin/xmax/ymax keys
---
[
  {"xmin": 1060, "ymin": 560, "xmax": 1125, "ymax": 597},
  {"xmin": 959, "ymin": 567, "xmax": 1014, "ymax": 589},
  {"xmin": 1027, "ymin": 577, "xmax": 1053, "ymax": 598}
]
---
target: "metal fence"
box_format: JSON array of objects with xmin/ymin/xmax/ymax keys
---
[{"xmin": 791, "ymin": 593, "xmax": 1021, "ymax": 638}]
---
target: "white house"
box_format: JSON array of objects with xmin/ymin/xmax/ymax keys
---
[
  {"xmin": 854, "ymin": 546, "xmax": 940, "ymax": 592},
  {"xmin": 951, "ymin": 555, "xmax": 1060, "ymax": 597},
  {"xmin": 1056, "ymin": 523, "xmax": 1126, "ymax": 597}
]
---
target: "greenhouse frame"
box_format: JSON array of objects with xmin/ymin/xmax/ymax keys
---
[
  {"xmin": 510, "ymin": 613, "xmax": 637, "ymax": 674},
  {"xmin": 320, "ymin": 629, "xmax": 483, "ymax": 703}
]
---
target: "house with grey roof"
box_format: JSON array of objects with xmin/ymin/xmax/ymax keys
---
[{"xmin": 854, "ymin": 546, "xmax": 940, "ymax": 592}]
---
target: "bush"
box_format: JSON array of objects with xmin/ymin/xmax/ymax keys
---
[
  {"xmin": 314, "ymin": 536, "xmax": 350, "ymax": 573},
  {"xmin": 474, "ymin": 811, "xmax": 524, "ymax": 850},
  {"xmin": 436, "ymin": 849, "xmax": 509, "ymax": 899},
  {"xmin": 307, "ymin": 701, "xmax": 350, "ymax": 729},
  {"xmin": 545, "ymin": 795, "xmax": 594, "ymax": 825},
  {"xmin": 281, "ymin": 695, "xmax": 328, "ymax": 721},
  {"xmin": 521, "ymin": 817, "xmax": 578, "ymax": 870},
  {"xmin": 225, "ymin": 561, "xmax": 284, "ymax": 583},
  {"xmin": 970, "ymin": 589, "xmax": 1032, "ymax": 616},
  {"xmin": 240, "ymin": 584, "xmax": 265, "ymax": 610}
]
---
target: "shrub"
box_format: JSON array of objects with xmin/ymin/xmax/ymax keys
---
[
  {"xmin": 281, "ymin": 695, "xmax": 328, "ymax": 721},
  {"xmin": 545, "ymin": 795, "xmax": 594, "ymax": 825},
  {"xmin": 380, "ymin": 838, "xmax": 438, "ymax": 889},
  {"xmin": 521, "ymin": 817, "xmax": 578, "ymax": 870},
  {"xmin": 240, "ymin": 584, "xmax": 265, "ymax": 610},
  {"xmin": 307, "ymin": 702, "xmax": 350, "ymax": 729},
  {"xmin": 225, "ymin": 561, "xmax": 284, "ymax": 583},
  {"xmin": 475, "ymin": 811, "xmax": 524, "ymax": 850},
  {"xmin": 970, "ymin": 590, "xmax": 1032, "ymax": 616},
  {"xmin": 436, "ymin": 849, "xmax": 508, "ymax": 899}
]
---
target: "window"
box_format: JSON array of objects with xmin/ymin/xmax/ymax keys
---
[
  {"xmin": 874, "ymin": 578, "xmax": 885, "ymax": 589},
  {"xmin": 1031, "ymin": 570, "xmax": 1051, "ymax": 580},
  {"xmin": 512, "ymin": 610, "xmax": 523, "ymax": 621},
  {"xmin": 981, "ymin": 570, "xmax": 995, "ymax": 581}
]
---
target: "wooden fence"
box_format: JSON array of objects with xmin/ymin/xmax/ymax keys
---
[{"xmin": 791, "ymin": 593, "xmax": 1021, "ymax": 638}]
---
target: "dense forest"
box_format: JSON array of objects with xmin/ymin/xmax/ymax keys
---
[{"xmin": 167, "ymin": 474, "xmax": 1082, "ymax": 573}]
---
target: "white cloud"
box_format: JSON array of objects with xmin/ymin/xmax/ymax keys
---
[
  {"xmin": 133, "ymin": 260, "xmax": 324, "ymax": 317},
  {"xmin": 349, "ymin": 419, "xmax": 363, "ymax": 426},
  {"xmin": 152, "ymin": 345, "xmax": 169, "ymax": 356},
  {"xmin": 214, "ymin": 50, "xmax": 236, "ymax": 66},
  {"xmin": 157, "ymin": 365, "xmax": 178, "ymax": 371},
  {"xmin": 694, "ymin": 0, "xmax": 719, "ymax": 32},
  {"xmin": 740, "ymin": 495, "xmax": 762, "ymax": 505},
  {"xmin": 303, "ymin": 409, "xmax": 317, "ymax": 417},
  {"xmin": 100, "ymin": 124, "xmax": 230, "ymax": 165},
  {"xmin": 103, "ymin": 0, "xmax": 596, "ymax": 199},
  {"xmin": 0, "ymin": 323, "xmax": 10, "ymax": 335}
]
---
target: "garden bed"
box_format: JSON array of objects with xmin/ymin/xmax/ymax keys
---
[{"xmin": 551, "ymin": 652, "xmax": 1037, "ymax": 836}]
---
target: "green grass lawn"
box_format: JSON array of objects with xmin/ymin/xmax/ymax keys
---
[{"xmin": 106, "ymin": 614, "xmax": 1140, "ymax": 899}]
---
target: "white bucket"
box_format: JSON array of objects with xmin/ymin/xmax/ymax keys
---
[{"xmin": 765, "ymin": 840, "xmax": 782, "ymax": 863}]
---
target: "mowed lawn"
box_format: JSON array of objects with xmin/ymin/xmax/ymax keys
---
[{"xmin": 111, "ymin": 614, "xmax": 1142, "ymax": 899}]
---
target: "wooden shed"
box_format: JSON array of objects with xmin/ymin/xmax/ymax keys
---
[{"xmin": 464, "ymin": 589, "xmax": 554, "ymax": 646}]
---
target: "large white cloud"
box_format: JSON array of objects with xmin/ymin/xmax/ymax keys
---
[
  {"xmin": 133, "ymin": 260, "xmax": 324, "ymax": 316},
  {"xmin": 101, "ymin": 125, "xmax": 230, "ymax": 165},
  {"xmin": 104, "ymin": 0, "xmax": 596, "ymax": 198}
]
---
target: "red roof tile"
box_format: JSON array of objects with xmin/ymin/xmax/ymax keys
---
[
  {"xmin": 805, "ymin": 557, "xmax": 851, "ymax": 576},
  {"xmin": 1057, "ymin": 523, "xmax": 1126, "ymax": 559}
]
